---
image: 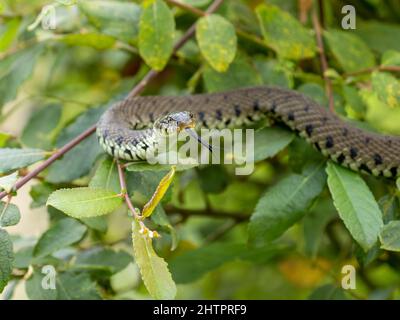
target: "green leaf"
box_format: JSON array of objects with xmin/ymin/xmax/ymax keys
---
[
  {"xmin": 0, "ymin": 148, "xmax": 47, "ymax": 174},
  {"xmin": 379, "ymin": 221, "xmax": 400, "ymax": 252},
  {"xmin": 0, "ymin": 202, "xmax": 20, "ymax": 227},
  {"xmin": 74, "ymin": 247, "xmax": 133, "ymax": 274},
  {"xmin": 169, "ymin": 242, "xmax": 289, "ymax": 283},
  {"xmin": 56, "ymin": 271, "xmax": 101, "ymax": 300},
  {"xmin": 203, "ymin": 54, "xmax": 262, "ymax": 92},
  {"xmin": 326, "ymin": 162, "xmax": 383, "ymax": 251},
  {"xmin": 308, "ymin": 284, "xmax": 348, "ymax": 300},
  {"xmin": 196, "ymin": 14, "xmax": 237, "ymax": 72},
  {"xmin": 78, "ymin": 0, "xmax": 141, "ymax": 43},
  {"xmin": 89, "ymin": 158, "xmax": 120, "ymax": 193},
  {"xmin": 0, "ymin": 132, "xmax": 11, "ymax": 148},
  {"xmin": 29, "ymin": 182, "xmax": 55, "ymax": 208},
  {"xmin": 80, "ymin": 216, "xmax": 108, "ymax": 233},
  {"xmin": 256, "ymin": 3, "xmax": 316, "ymax": 60},
  {"xmin": 21, "ymin": 104, "xmax": 62, "ymax": 150},
  {"xmin": 0, "ymin": 171, "xmax": 18, "ymax": 193},
  {"xmin": 46, "ymin": 187, "xmax": 123, "ymax": 219},
  {"xmin": 249, "ymin": 162, "xmax": 326, "ymax": 247},
  {"xmin": 253, "ymin": 127, "xmax": 294, "ymax": 162},
  {"xmin": 381, "ymin": 50, "xmax": 400, "ymax": 67},
  {"xmin": 33, "ymin": 218, "xmax": 87, "ymax": 258},
  {"xmin": 131, "ymin": 220, "xmax": 176, "ymax": 299},
  {"xmin": 0, "ymin": 45, "xmax": 43, "ymax": 111},
  {"xmin": 138, "ymin": 0, "xmax": 175, "ymax": 71},
  {"xmin": 356, "ymin": 21, "xmax": 400, "ymax": 54},
  {"xmin": 0, "ymin": 18, "xmax": 21, "ymax": 52},
  {"xmin": 127, "ymin": 162, "xmax": 196, "ymax": 172},
  {"xmin": 254, "ymin": 57, "xmax": 294, "ymax": 88},
  {"xmin": 58, "ymin": 33, "xmax": 116, "ymax": 50},
  {"xmin": 0, "ymin": 228, "xmax": 13, "ymax": 292},
  {"xmin": 25, "ymin": 270, "xmax": 58, "ymax": 300},
  {"xmin": 46, "ymin": 106, "xmax": 106, "ymax": 183},
  {"xmin": 371, "ymin": 71, "xmax": 400, "ymax": 108},
  {"xmin": 324, "ymin": 30, "xmax": 375, "ymax": 73}
]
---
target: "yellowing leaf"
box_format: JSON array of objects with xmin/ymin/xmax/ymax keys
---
[
  {"xmin": 279, "ymin": 256, "xmax": 331, "ymax": 288},
  {"xmin": 131, "ymin": 220, "xmax": 176, "ymax": 299},
  {"xmin": 196, "ymin": 14, "xmax": 237, "ymax": 72},
  {"xmin": 372, "ymin": 71, "xmax": 400, "ymax": 108},
  {"xmin": 138, "ymin": 0, "xmax": 175, "ymax": 71},
  {"xmin": 256, "ymin": 4, "xmax": 316, "ymax": 60},
  {"xmin": 47, "ymin": 187, "xmax": 123, "ymax": 218},
  {"xmin": 142, "ymin": 166, "xmax": 176, "ymax": 218}
]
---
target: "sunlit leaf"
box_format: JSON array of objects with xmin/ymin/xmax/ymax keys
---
[
  {"xmin": 371, "ymin": 71, "xmax": 400, "ymax": 108},
  {"xmin": 138, "ymin": 0, "xmax": 175, "ymax": 71},
  {"xmin": 196, "ymin": 14, "xmax": 237, "ymax": 72},
  {"xmin": 131, "ymin": 220, "xmax": 176, "ymax": 299},
  {"xmin": 142, "ymin": 166, "xmax": 175, "ymax": 218},
  {"xmin": 58, "ymin": 33, "xmax": 116, "ymax": 50},
  {"xmin": 256, "ymin": 3, "xmax": 316, "ymax": 60},
  {"xmin": 47, "ymin": 187, "xmax": 123, "ymax": 218}
]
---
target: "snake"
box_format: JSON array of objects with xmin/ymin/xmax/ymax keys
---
[{"xmin": 96, "ymin": 86, "xmax": 400, "ymax": 178}]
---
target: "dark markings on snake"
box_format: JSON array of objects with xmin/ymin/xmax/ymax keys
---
[
  {"xmin": 305, "ymin": 124, "xmax": 313, "ymax": 137},
  {"xmin": 337, "ymin": 154, "xmax": 345, "ymax": 164},
  {"xmin": 304, "ymin": 105, "xmax": 309, "ymax": 112},
  {"xmin": 350, "ymin": 147, "xmax": 358, "ymax": 159},
  {"xmin": 216, "ymin": 109, "xmax": 223, "ymax": 121},
  {"xmin": 373, "ymin": 154, "xmax": 383, "ymax": 166},
  {"xmin": 314, "ymin": 142, "xmax": 321, "ymax": 152},
  {"xmin": 288, "ymin": 112, "xmax": 295, "ymax": 121},
  {"xmin": 390, "ymin": 167, "xmax": 397, "ymax": 177},
  {"xmin": 326, "ymin": 136, "xmax": 334, "ymax": 148},
  {"xmin": 246, "ymin": 115, "xmax": 254, "ymax": 122},
  {"xmin": 342, "ymin": 127, "xmax": 348, "ymax": 137},
  {"xmin": 253, "ymin": 100, "xmax": 260, "ymax": 112},
  {"xmin": 149, "ymin": 112, "xmax": 154, "ymax": 122},
  {"xmin": 110, "ymin": 146, "xmax": 115, "ymax": 157},
  {"xmin": 124, "ymin": 149, "xmax": 133, "ymax": 159},
  {"xmin": 365, "ymin": 137, "xmax": 371, "ymax": 145},
  {"xmin": 270, "ymin": 102, "xmax": 276, "ymax": 113},
  {"xmin": 359, "ymin": 164, "xmax": 372, "ymax": 174},
  {"xmin": 234, "ymin": 105, "xmax": 241, "ymax": 117},
  {"xmin": 224, "ymin": 119, "xmax": 231, "ymax": 126},
  {"xmin": 198, "ymin": 111, "xmax": 205, "ymax": 121}
]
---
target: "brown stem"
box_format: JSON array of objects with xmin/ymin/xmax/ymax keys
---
[
  {"xmin": 165, "ymin": 0, "xmax": 206, "ymax": 16},
  {"xmin": 164, "ymin": 206, "xmax": 249, "ymax": 222},
  {"xmin": 343, "ymin": 65, "xmax": 400, "ymax": 77},
  {"xmin": 0, "ymin": 0, "xmax": 224, "ymax": 201},
  {"xmin": 116, "ymin": 161, "xmax": 141, "ymax": 220},
  {"xmin": 312, "ymin": 7, "xmax": 335, "ymax": 112}
]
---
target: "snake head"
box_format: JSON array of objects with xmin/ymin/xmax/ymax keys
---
[{"xmin": 154, "ymin": 111, "xmax": 195, "ymax": 136}]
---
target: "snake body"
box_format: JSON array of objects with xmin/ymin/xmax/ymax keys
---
[{"xmin": 97, "ymin": 86, "xmax": 400, "ymax": 178}]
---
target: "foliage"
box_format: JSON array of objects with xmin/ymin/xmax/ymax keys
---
[{"xmin": 1, "ymin": 0, "xmax": 400, "ymax": 300}]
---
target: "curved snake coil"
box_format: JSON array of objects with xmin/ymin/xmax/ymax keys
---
[{"xmin": 96, "ymin": 86, "xmax": 400, "ymax": 178}]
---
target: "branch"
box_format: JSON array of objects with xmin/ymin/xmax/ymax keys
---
[
  {"xmin": 343, "ymin": 65, "xmax": 400, "ymax": 77},
  {"xmin": 164, "ymin": 206, "xmax": 249, "ymax": 222},
  {"xmin": 0, "ymin": 0, "xmax": 224, "ymax": 201},
  {"xmin": 312, "ymin": 6, "xmax": 335, "ymax": 112}
]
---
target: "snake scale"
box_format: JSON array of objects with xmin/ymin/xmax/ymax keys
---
[{"xmin": 97, "ymin": 86, "xmax": 400, "ymax": 178}]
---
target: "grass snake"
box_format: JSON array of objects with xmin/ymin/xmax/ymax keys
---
[{"xmin": 97, "ymin": 86, "xmax": 400, "ymax": 178}]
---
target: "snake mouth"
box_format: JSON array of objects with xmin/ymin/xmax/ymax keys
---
[{"xmin": 185, "ymin": 127, "xmax": 213, "ymax": 152}]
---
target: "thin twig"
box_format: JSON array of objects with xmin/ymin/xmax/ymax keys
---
[
  {"xmin": 165, "ymin": 206, "xmax": 249, "ymax": 222},
  {"xmin": 116, "ymin": 161, "xmax": 141, "ymax": 220},
  {"xmin": 165, "ymin": 0, "xmax": 206, "ymax": 16},
  {"xmin": 312, "ymin": 6, "xmax": 335, "ymax": 112},
  {"xmin": 343, "ymin": 65, "xmax": 400, "ymax": 77},
  {"xmin": 0, "ymin": 0, "xmax": 224, "ymax": 201}
]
